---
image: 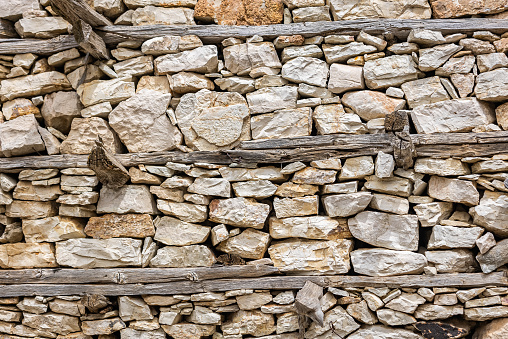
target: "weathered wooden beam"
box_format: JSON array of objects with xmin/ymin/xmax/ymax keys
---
[
  {"xmin": 49, "ymin": 0, "xmax": 112, "ymax": 27},
  {"xmin": 100, "ymin": 19, "xmax": 508, "ymax": 44},
  {"xmin": 72, "ymin": 19, "xmax": 110, "ymax": 59},
  {"xmin": 0, "ymin": 266, "xmax": 279, "ymax": 284},
  {"xmin": 0, "ymin": 273, "xmax": 505, "ymax": 297}
]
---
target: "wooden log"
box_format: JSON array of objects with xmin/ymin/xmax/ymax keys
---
[
  {"xmin": 0, "ymin": 266, "xmax": 279, "ymax": 284},
  {"xmin": 100, "ymin": 19, "xmax": 508, "ymax": 43},
  {"xmin": 0, "ymin": 273, "xmax": 505, "ymax": 297},
  {"xmin": 88, "ymin": 137, "xmax": 129, "ymax": 188},
  {"xmin": 72, "ymin": 20, "xmax": 110, "ymax": 59},
  {"xmin": 49, "ymin": 0, "xmax": 112, "ymax": 27}
]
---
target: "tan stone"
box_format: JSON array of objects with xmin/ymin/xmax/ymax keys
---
[
  {"xmin": 342, "ymin": 90, "xmax": 405, "ymax": 121},
  {"xmin": 0, "ymin": 114, "xmax": 45, "ymax": 157},
  {"xmin": 251, "ymin": 108, "xmax": 312, "ymax": 140},
  {"xmin": 131, "ymin": 6, "xmax": 195, "ymax": 25},
  {"xmin": 85, "ymin": 214, "xmax": 155, "ymax": 239},
  {"xmin": 82, "ymin": 318, "xmax": 126, "ymax": 335},
  {"xmin": 0, "ymin": 243, "xmax": 56, "ymax": 268},
  {"xmin": 209, "ymin": 197, "xmax": 270, "ymax": 229},
  {"xmin": 77, "ymin": 78, "xmax": 135, "ymax": 107},
  {"xmin": 273, "ymin": 196, "xmax": 318, "ymax": 218},
  {"xmin": 328, "ymin": 0, "xmax": 431, "ymax": 20},
  {"xmin": 473, "ymin": 317, "xmax": 508, "ymax": 338},
  {"xmin": 15, "ymin": 17, "xmax": 70, "ymax": 38},
  {"xmin": 60, "ymin": 117, "xmax": 122, "ymax": 155},
  {"xmin": 216, "ymin": 0, "xmax": 283, "ymax": 25},
  {"xmin": 22, "ymin": 313, "xmax": 80, "ymax": 335},
  {"xmin": 221, "ymin": 310, "xmax": 275, "ymax": 336},
  {"xmin": 216, "ymin": 228, "xmax": 270, "ymax": 259},
  {"xmin": 428, "ymin": 176, "xmax": 479, "ymax": 206},
  {"xmin": 0, "ymin": 71, "xmax": 71, "ymax": 102},
  {"xmin": 150, "ymin": 245, "xmax": 215, "ymax": 267},
  {"xmin": 22, "ymin": 216, "xmax": 86, "ymax": 243},
  {"xmin": 13, "ymin": 181, "xmax": 62, "ymax": 201},
  {"xmin": 154, "ymin": 216, "xmax": 210, "ymax": 246},
  {"xmin": 2, "ymin": 98, "xmax": 40, "ymax": 121},
  {"xmin": 430, "ymin": 0, "xmax": 508, "ymax": 18},
  {"xmin": 269, "ymin": 215, "xmax": 350, "ymax": 240},
  {"xmin": 6, "ymin": 200, "xmax": 57, "ymax": 219}
]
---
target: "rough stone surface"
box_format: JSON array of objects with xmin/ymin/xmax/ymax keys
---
[
  {"xmin": 217, "ymin": 228, "xmax": 270, "ymax": 259},
  {"xmin": 428, "ymin": 225, "xmax": 484, "ymax": 250},
  {"xmin": 97, "ymin": 185, "xmax": 157, "ymax": 214},
  {"xmin": 23, "ymin": 216, "xmax": 86, "ymax": 243},
  {"xmin": 476, "ymin": 239, "xmax": 508, "ymax": 274},
  {"xmin": 425, "ymin": 249, "xmax": 477, "ymax": 273},
  {"xmin": 428, "ymin": 176, "xmax": 479, "ymax": 206},
  {"xmin": 150, "ymin": 245, "xmax": 215, "ymax": 267},
  {"xmin": 77, "ymin": 78, "xmax": 135, "ymax": 107},
  {"xmin": 281, "ymin": 57, "xmax": 329, "ymax": 87},
  {"xmin": 342, "ymin": 90, "xmax": 406, "ymax": 121},
  {"xmin": 85, "ymin": 214, "xmax": 155, "ymax": 239},
  {"xmin": 430, "ymin": 0, "xmax": 508, "ymax": 18},
  {"xmin": 322, "ymin": 192, "xmax": 372, "ymax": 217},
  {"xmin": 328, "ymin": 0, "xmax": 431, "ymax": 20},
  {"xmin": 0, "ymin": 243, "xmax": 57, "ymax": 269},
  {"xmin": 351, "ymin": 249, "xmax": 427, "ymax": 276},
  {"xmin": 269, "ymin": 215, "xmax": 349, "ymax": 240},
  {"xmin": 251, "ymin": 108, "xmax": 312, "ymax": 140},
  {"xmin": 363, "ymin": 55, "xmax": 420, "ymax": 89},
  {"xmin": 209, "ymin": 198, "xmax": 270, "ymax": 229},
  {"xmin": 470, "ymin": 191, "xmax": 508, "ymax": 237},
  {"xmin": 475, "ymin": 68, "xmax": 508, "ymax": 102},
  {"xmin": 328, "ymin": 64, "xmax": 364, "ymax": 94},
  {"xmin": 246, "ymin": 86, "xmax": 298, "ymax": 114},
  {"xmin": 0, "ymin": 114, "xmax": 45, "ymax": 157},
  {"xmin": 154, "ymin": 216, "xmax": 210, "ymax": 246}
]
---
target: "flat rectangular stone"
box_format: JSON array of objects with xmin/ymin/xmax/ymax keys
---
[{"xmin": 0, "ymin": 243, "xmax": 57, "ymax": 269}]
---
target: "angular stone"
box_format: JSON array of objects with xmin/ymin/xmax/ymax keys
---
[
  {"xmin": 323, "ymin": 192, "xmax": 372, "ymax": 217},
  {"xmin": 85, "ymin": 214, "xmax": 154, "ymax": 239},
  {"xmin": 412, "ymin": 97, "xmax": 495, "ymax": 134},
  {"xmin": 305, "ymin": 306, "xmax": 359, "ymax": 338},
  {"xmin": 338, "ymin": 156, "xmax": 374, "ymax": 180},
  {"xmin": 351, "ymin": 249, "xmax": 427, "ymax": 276},
  {"xmin": 15, "ymin": 16, "xmax": 70, "ymax": 39},
  {"xmin": 60, "ymin": 117, "xmax": 123, "ymax": 154},
  {"xmin": 428, "ymin": 225, "xmax": 484, "ymax": 250},
  {"xmin": 465, "ymin": 306, "xmax": 508, "ymax": 321},
  {"xmin": 157, "ymin": 201, "xmax": 207, "ymax": 223},
  {"xmin": 375, "ymin": 151, "xmax": 395, "ymax": 178},
  {"xmin": 154, "ymin": 46, "xmax": 217, "ymax": 75},
  {"xmin": 97, "ymin": 185, "xmax": 157, "ymax": 214},
  {"xmin": 119, "ymin": 296, "xmax": 153, "ymax": 322},
  {"xmin": 385, "ymin": 293, "xmax": 426, "ymax": 314},
  {"xmin": 269, "ymin": 215, "xmax": 349, "ymax": 240},
  {"xmin": 251, "ymin": 107, "xmax": 312, "ymax": 140},
  {"xmin": 282, "ymin": 45, "xmax": 323, "ymax": 63},
  {"xmin": 223, "ymin": 42, "xmax": 281, "ymax": 76},
  {"xmin": 414, "ymin": 202, "xmax": 454, "ymax": 227},
  {"xmin": 0, "ymin": 114, "xmax": 45, "ymax": 157},
  {"xmin": 13, "ymin": 181, "xmax": 61, "ymax": 201},
  {"xmin": 23, "ymin": 216, "xmax": 86, "ymax": 243},
  {"xmin": 323, "ymin": 42, "xmax": 376, "ymax": 63},
  {"xmin": 171, "ymin": 72, "xmax": 214, "ymax": 94},
  {"xmin": 430, "ymin": 0, "xmax": 508, "ymax": 18},
  {"xmin": 0, "ymin": 71, "xmax": 71, "ymax": 102},
  {"xmin": 141, "ymin": 35, "xmax": 202, "ymax": 56},
  {"xmin": 415, "ymin": 158, "xmax": 470, "ymax": 176},
  {"xmin": 342, "ymin": 90, "xmax": 406, "ymax": 121},
  {"xmin": 327, "ymin": 64, "xmax": 364, "ymax": 94},
  {"xmin": 414, "ymin": 304, "xmax": 464, "ymax": 320},
  {"xmin": 459, "ymin": 38, "xmax": 496, "ymax": 55},
  {"xmin": 292, "ymin": 167, "xmax": 336, "ymax": 185},
  {"xmin": 425, "ymin": 249, "xmax": 477, "ymax": 273},
  {"xmin": 475, "ymin": 68, "xmax": 508, "ymax": 102},
  {"xmin": 246, "ymin": 86, "xmax": 297, "ymax": 114},
  {"xmin": 215, "ymin": 76, "xmax": 255, "ymax": 94},
  {"xmin": 113, "ymin": 55, "xmax": 154, "ymax": 77},
  {"xmin": 232, "ymin": 180, "xmax": 278, "ymax": 198},
  {"xmin": 363, "ymin": 55, "xmax": 420, "ymax": 89},
  {"xmin": 154, "ymin": 216, "xmax": 209, "ymax": 246},
  {"xmin": 81, "ymin": 318, "xmax": 126, "ymax": 335},
  {"xmin": 470, "ymin": 191, "xmax": 508, "ymax": 237},
  {"xmin": 281, "ymin": 57, "xmax": 328, "ymax": 87},
  {"xmin": 428, "ymin": 176, "xmax": 479, "ymax": 206},
  {"xmin": 56, "ymin": 192, "xmax": 99, "ymax": 206},
  {"xmin": 56, "ymin": 238, "xmax": 142, "ymax": 268},
  {"xmin": 187, "ymin": 177, "xmax": 231, "ymax": 197},
  {"xmin": 418, "ymin": 44, "xmax": 463, "ymax": 72},
  {"xmin": 22, "ymin": 313, "xmax": 80, "ymax": 335},
  {"xmin": 77, "ymin": 78, "xmax": 135, "ymax": 107},
  {"xmin": 349, "ymin": 211, "xmax": 419, "ymax": 251},
  {"xmin": 6, "ymin": 200, "xmax": 57, "ymax": 219},
  {"xmin": 150, "ymin": 245, "xmax": 215, "ymax": 267},
  {"xmin": 435, "ymin": 55, "xmax": 476, "ymax": 76},
  {"xmin": 328, "ymin": 0, "xmax": 431, "ymax": 20},
  {"xmin": 49, "ymin": 298, "xmax": 81, "ymax": 316},
  {"xmin": 268, "ymin": 238, "xmax": 353, "ymax": 274},
  {"xmin": 313, "ymin": 104, "xmax": 367, "ymax": 135},
  {"xmin": 401, "ymin": 76, "xmax": 450, "ymax": 108},
  {"xmin": 108, "ymin": 89, "xmax": 180, "ymax": 152},
  {"xmin": 216, "ymin": 228, "xmax": 270, "ymax": 259},
  {"xmin": 216, "ymin": 0, "xmax": 283, "ymax": 25},
  {"xmin": 476, "ymin": 239, "xmax": 508, "ymax": 274},
  {"xmin": 120, "ymin": 328, "xmax": 166, "ymax": 339},
  {"xmin": 2, "ymin": 98, "xmax": 40, "ymax": 121},
  {"xmin": 209, "ymin": 198, "xmax": 270, "ymax": 229},
  {"xmin": 131, "ymin": 6, "xmax": 195, "ymax": 25},
  {"xmin": 473, "ymin": 317, "xmax": 508, "ymax": 338},
  {"xmin": 377, "ymin": 309, "xmax": 416, "ymax": 326},
  {"xmin": 0, "ymin": 243, "xmax": 56, "ymax": 269},
  {"xmin": 176, "ymin": 90, "xmax": 250, "ymax": 151},
  {"xmin": 477, "ymin": 53, "xmax": 508, "ymax": 73},
  {"xmin": 221, "ymin": 310, "xmax": 275, "ymax": 337},
  {"xmin": 273, "ymin": 196, "xmax": 318, "ymax": 218},
  {"xmin": 276, "ymin": 182, "xmax": 319, "ymax": 198},
  {"xmin": 476, "ymin": 232, "xmax": 496, "ymax": 254}
]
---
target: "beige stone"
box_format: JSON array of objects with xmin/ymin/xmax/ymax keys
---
[
  {"xmin": 0, "ymin": 243, "xmax": 56, "ymax": 268},
  {"xmin": 216, "ymin": 0, "xmax": 283, "ymax": 26},
  {"xmin": 85, "ymin": 214, "xmax": 155, "ymax": 239},
  {"xmin": 1, "ymin": 71, "xmax": 72, "ymax": 101},
  {"xmin": 269, "ymin": 215, "xmax": 349, "ymax": 240},
  {"xmin": 2, "ymin": 98, "xmax": 40, "ymax": 121},
  {"xmin": 154, "ymin": 216, "xmax": 210, "ymax": 246},
  {"xmin": 15, "ymin": 17, "xmax": 70, "ymax": 38},
  {"xmin": 425, "ymin": 249, "xmax": 477, "ymax": 273},
  {"xmin": 251, "ymin": 108, "xmax": 312, "ymax": 140},
  {"xmin": 340, "ymin": 156, "xmax": 374, "ymax": 180},
  {"xmin": 273, "ymin": 196, "xmax": 318, "ymax": 218},
  {"xmin": 141, "ymin": 35, "xmax": 203, "ymax": 56},
  {"xmin": 322, "ymin": 192, "xmax": 372, "ymax": 217},
  {"xmin": 351, "ymin": 249, "xmax": 427, "ymax": 276},
  {"xmin": 342, "ymin": 90, "xmax": 405, "ymax": 121},
  {"xmin": 23, "ymin": 216, "xmax": 86, "ymax": 243},
  {"xmin": 82, "ymin": 318, "xmax": 126, "ymax": 335},
  {"xmin": 131, "ymin": 6, "xmax": 195, "ymax": 25},
  {"xmin": 328, "ymin": 0, "xmax": 431, "ymax": 20},
  {"xmin": 428, "ymin": 176, "xmax": 479, "ymax": 206},
  {"xmin": 470, "ymin": 191, "xmax": 508, "ymax": 237},
  {"xmin": 363, "ymin": 55, "xmax": 420, "ymax": 89},
  {"xmin": 475, "ymin": 68, "xmax": 508, "ymax": 102},
  {"xmin": 216, "ymin": 228, "xmax": 270, "ymax": 259},
  {"xmin": 22, "ymin": 313, "xmax": 80, "ymax": 335},
  {"xmin": 77, "ymin": 78, "xmax": 135, "ymax": 107},
  {"xmin": 428, "ymin": 225, "xmax": 484, "ymax": 249},
  {"xmin": 430, "ymin": 0, "xmax": 508, "ymax": 18},
  {"xmin": 13, "ymin": 181, "xmax": 62, "ymax": 201},
  {"xmin": 6, "ymin": 200, "xmax": 57, "ymax": 219},
  {"xmin": 246, "ymin": 86, "xmax": 297, "ymax": 114},
  {"xmin": 150, "ymin": 245, "xmax": 215, "ymax": 267}
]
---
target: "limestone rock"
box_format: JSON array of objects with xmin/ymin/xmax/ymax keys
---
[
  {"xmin": 141, "ymin": 35, "xmax": 203, "ymax": 56},
  {"xmin": 13, "ymin": 181, "xmax": 62, "ymax": 201},
  {"xmin": 470, "ymin": 191, "xmax": 508, "ymax": 237},
  {"xmin": 0, "ymin": 243, "xmax": 57, "ymax": 269},
  {"xmin": 175, "ymin": 90, "xmax": 250, "ymax": 151},
  {"xmin": 150, "ymin": 245, "xmax": 215, "ymax": 267},
  {"xmin": 82, "ymin": 318, "xmax": 126, "ymax": 335},
  {"xmin": 187, "ymin": 178, "xmax": 231, "ymax": 197},
  {"xmin": 155, "ymin": 46, "xmax": 217, "ymax": 75},
  {"xmin": 215, "ymin": 76, "xmax": 255, "ymax": 94},
  {"xmin": 15, "ymin": 17, "xmax": 70, "ymax": 39},
  {"xmin": 0, "ymin": 114, "xmax": 45, "ymax": 157},
  {"xmin": 428, "ymin": 176, "xmax": 479, "ymax": 206},
  {"xmin": 154, "ymin": 216, "xmax": 210, "ymax": 246},
  {"xmin": 305, "ymin": 306, "xmax": 359, "ymax": 338},
  {"xmin": 465, "ymin": 306, "xmax": 508, "ymax": 322},
  {"xmin": 0, "ymin": 71, "xmax": 72, "ymax": 102},
  {"xmin": 251, "ymin": 108, "xmax": 312, "ymax": 140},
  {"xmin": 223, "ymin": 42, "xmax": 281, "ymax": 76},
  {"xmin": 268, "ymin": 238, "xmax": 353, "ymax": 274},
  {"xmin": 401, "ymin": 76, "xmax": 450, "ymax": 108},
  {"xmin": 328, "ymin": 64, "xmax": 364, "ymax": 94},
  {"xmin": 77, "ymin": 78, "xmax": 135, "ymax": 107},
  {"xmin": 281, "ymin": 57, "xmax": 329, "ymax": 87},
  {"xmin": 477, "ymin": 53, "xmax": 508, "ymax": 73},
  {"xmin": 60, "ymin": 117, "xmax": 123, "ymax": 154},
  {"xmin": 340, "ymin": 156, "xmax": 374, "ymax": 180},
  {"xmin": 109, "ymin": 90, "xmax": 180, "ymax": 152},
  {"xmin": 428, "ymin": 225, "xmax": 484, "ymax": 249},
  {"xmin": 411, "ymin": 98, "xmax": 495, "ymax": 134},
  {"xmin": 435, "ymin": 55, "xmax": 476, "ymax": 76},
  {"xmin": 425, "ymin": 249, "xmax": 477, "ymax": 273},
  {"xmin": 131, "ymin": 6, "xmax": 195, "ymax": 25},
  {"xmin": 113, "ymin": 56, "xmax": 154, "ymax": 78},
  {"xmin": 323, "ymin": 42, "xmax": 377, "ymax": 63},
  {"xmin": 216, "ymin": 0, "xmax": 283, "ymax": 25},
  {"xmin": 23, "ymin": 216, "xmax": 86, "ymax": 243},
  {"xmin": 313, "ymin": 104, "xmax": 368, "ymax": 134},
  {"xmin": 246, "ymin": 86, "xmax": 297, "ymax": 114},
  {"xmin": 119, "ymin": 296, "xmax": 153, "ymax": 322},
  {"xmin": 221, "ymin": 310, "xmax": 275, "ymax": 337},
  {"xmin": 217, "ymin": 228, "xmax": 270, "ymax": 259},
  {"xmin": 342, "ymin": 90, "xmax": 405, "ymax": 121},
  {"xmin": 2, "ymin": 98, "xmax": 40, "ymax": 121},
  {"xmin": 6, "ymin": 200, "xmax": 57, "ymax": 219},
  {"xmin": 97, "ymin": 185, "xmax": 157, "ymax": 214},
  {"xmin": 476, "ymin": 239, "xmax": 508, "ymax": 274},
  {"xmin": 363, "ymin": 55, "xmax": 420, "ymax": 89},
  {"xmin": 473, "ymin": 317, "xmax": 508, "ymax": 338},
  {"xmin": 56, "ymin": 238, "xmax": 142, "ymax": 268},
  {"xmin": 269, "ymin": 215, "xmax": 349, "ymax": 240},
  {"xmin": 322, "ymin": 192, "xmax": 372, "ymax": 217},
  {"xmin": 156, "ymin": 201, "xmax": 207, "ymax": 223},
  {"xmin": 414, "ymin": 304, "xmax": 464, "ymax": 321},
  {"xmin": 85, "ymin": 214, "xmax": 155, "ymax": 239},
  {"xmin": 220, "ymin": 166, "xmax": 286, "ymax": 182},
  {"xmin": 430, "ymin": 0, "xmax": 508, "ymax": 18},
  {"xmin": 209, "ymin": 197, "xmax": 270, "ymax": 229},
  {"xmin": 414, "ymin": 202, "xmax": 454, "ymax": 227},
  {"xmin": 351, "ymin": 249, "xmax": 427, "ymax": 276},
  {"xmin": 415, "ymin": 158, "xmax": 470, "ymax": 176},
  {"xmin": 22, "ymin": 313, "xmax": 80, "ymax": 335},
  {"xmin": 120, "ymin": 328, "xmax": 166, "ymax": 339},
  {"xmin": 273, "ymin": 196, "xmax": 319, "ymax": 218},
  {"xmin": 377, "ymin": 309, "xmax": 416, "ymax": 326},
  {"xmin": 232, "ymin": 180, "xmax": 278, "ymax": 198},
  {"xmin": 171, "ymin": 72, "xmax": 214, "ymax": 94},
  {"xmin": 475, "ymin": 68, "xmax": 508, "ymax": 102},
  {"xmin": 0, "ymin": 0, "xmax": 40, "ymax": 20},
  {"xmin": 369, "ymin": 194, "xmax": 409, "ymax": 215},
  {"xmin": 328, "ymin": 0, "xmax": 431, "ymax": 20}
]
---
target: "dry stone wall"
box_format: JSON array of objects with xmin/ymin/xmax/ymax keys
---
[{"xmin": 1, "ymin": 0, "xmax": 508, "ymax": 338}]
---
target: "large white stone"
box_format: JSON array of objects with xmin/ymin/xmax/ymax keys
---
[
  {"xmin": 369, "ymin": 194, "xmax": 410, "ymax": 215},
  {"xmin": 322, "ymin": 192, "xmax": 372, "ymax": 217},
  {"xmin": 428, "ymin": 225, "xmax": 484, "ymax": 249},
  {"xmin": 363, "ymin": 55, "xmax": 420, "ymax": 89},
  {"xmin": 475, "ymin": 68, "xmax": 508, "ymax": 102},
  {"xmin": 328, "ymin": 0, "xmax": 431, "ymax": 20},
  {"xmin": 0, "ymin": 0, "xmax": 40, "ymax": 20},
  {"xmin": 428, "ymin": 176, "xmax": 479, "ymax": 206},
  {"xmin": 209, "ymin": 198, "xmax": 270, "ymax": 229},
  {"xmin": 250, "ymin": 108, "xmax": 312, "ymax": 140},
  {"xmin": 223, "ymin": 42, "xmax": 281, "ymax": 76},
  {"xmin": 216, "ymin": 228, "xmax": 270, "ymax": 259},
  {"xmin": 154, "ymin": 216, "xmax": 210, "ymax": 246},
  {"xmin": 323, "ymin": 42, "xmax": 377, "ymax": 63},
  {"xmin": 348, "ymin": 325, "xmax": 424, "ymax": 339},
  {"xmin": 313, "ymin": 104, "xmax": 368, "ymax": 134},
  {"xmin": 0, "ymin": 114, "xmax": 45, "ymax": 157},
  {"xmin": 415, "ymin": 158, "xmax": 470, "ymax": 176},
  {"xmin": 77, "ymin": 78, "xmax": 135, "ymax": 107},
  {"xmin": 411, "ymin": 98, "xmax": 495, "ymax": 134},
  {"xmin": 425, "ymin": 249, "xmax": 477, "ymax": 273},
  {"xmin": 0, "ymin": 243, "xmax": 57, "ymax": 269},
  {"xmin": 401, "ymin": 76, "xmax": 450, "ymax": 108},
  {"xmin": 15, "ymin": 17, "xmax": 70, "ymax": 39},
  {"xmin": 281, "ymin": 57, "xmax": 329, "ymax": 87},
  {"xmin": 109, "ymin": 89, "xmax": 180, "ymax": 153},
  {"xmin": 418, "ymin": 44, "xmax": 463, "ymax": 71},
  {"xmin": 351, "ymin": 249, "xmax": 427, "ymax": 276},
  {"xmin": 131, "ymin": 6, "xmax": 195, "ymax": 25},
  {"xmin": 273, "ymin": 196, "xmax": 319, "ymax": 218},
  {"xmin": 187, "ymin": 177, "xmax": 231, "ymax": 197},
  {"xmin": 56, "ymin": 238, "xmax": 142, "ymax": 268},
  {"xmin": 348, "ymin": 211, "xmax": 419, "ymax": 251},
  {"xmin": 328, "ymin": 64, "xmax": 364, "ymax": 94},
  {"xmin": 246, "ymin": 86, "xmax": 298, "ymax": 114},
  {"xmin": 342, "ymin": 90, "xmax": 406, "ymax": 121},
  {"xmin": 305, "ymin": 306, "xmax": 360, "ymax": 338},
  {"xmin": 0, "ymin": 72, "xmax": 72, "ymax": 102},
  {"xmin": 154, "ymin": 45, "xmax": 217, "ymax": 74},
  {"xmin": 470, "ymin": 191, "xmax": 508, "ymax": 237},
  {"xmin": 269, "ymin": 215, "xmax": 348, "ymax": 240},
  {"xmin": 232, "ymin": 180, "xmax": 278, "ymax": 198},
  {"xmin": 150, "ymin": 245, "xmax": 215, "ymax": 267},
  {"xmin": 41, "ymin": 91, "xmax": 83, "ymax": 134},
  {"xmin": 414, "ymin": 202, "xmax": 454, "ymax": 227},
  {"xmin": 60, "ymin": 117, "xmax": 122, "ymax": 154},
  {"xmin": 22, "ymin": 216, "xmax": 85, "ymax": 243},
  {"xmin": 97, "ymin": 185, "xmax": 158, "ymax": 214}
]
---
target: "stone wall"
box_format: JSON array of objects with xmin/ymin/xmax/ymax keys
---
[{"xmin": 1, "ymin": 0, "xmax": 508, "ymax": 338}]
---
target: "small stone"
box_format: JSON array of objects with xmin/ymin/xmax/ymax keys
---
[
  {"xmin": 221, "ymin": 310, "xmax": 275, "ymax": 337},
  {"xmin": 77, "ymin": 78, "xmax": 135, "ymax": 107},
  {"xmin": 0, "ymin": 114, "xmax": 45, "ymax": 157},
  {"xmin": 477, "ymin": 53, "xmax": 508, "ymax": 72},
  {"xmin": 401, "ymin": 76, "xmax": 450, "ymax": 108},
  {"xmin": 154, "ymin": 216, "xmax": 209, "ymax": 246},
  {"xmin": 377, "ymin": 309, "xmax": 416, "ymax": 326},
  {"xmin": 22, "ymin": 313, "xmax": 80, "ymax": 335},
  {"xmin": 6, "ymin": 200, "xmax": 57, "ymax": 219},
  {"xmin": 292, "ymin": 5, "xmax": 331, "ymax": 22},
  {"xmin": 273, "ymin": 196, "xmax": 318, "ymax": 218},
  {"xmin": 81, "ymin": 318, "xmax": 126, "ymax": 335},
  {"xmin": 385, "ymin": 293, "xmax": 426, "ymax": 314},
  {"xmin": 347, "ymin": 300, "xmax": 377, "ymax": 325},
  {"xmin": 476, "ymin": 232, "xmax": 496, "ymax": 254},
  {"xmin": 464, "ymin": 306, "xmax": 508, "ymax": 321},
  {"xmin": 375, "ymin": 151, "xmax": 395, "ymax": 178},
  {"xmin": 414, "ymin": 202, "xmax": 454, "ymax": 227},
  {"xmin": 305, "ymin": 306, "xmax": 359, "ymax": 338},
  {"xmin": 246, "ymin": 86, "xmax": 297, "ymax": 114},
  {"xmin": 2, "ymin": 98, "xmax": 40, "ymax": 121},
  {"xmin": 364, "ymin": 175, "xmax": 413, "ymax": 197},
  {"xmin": 217, "ymin": 228, "xmax": 270, "ymax": 259},
  {"xmin": 97, "ymin": 185, "xmax": 157, "ymax": 214},
  {"xmin": 323, "ymin": 42, "xmax": 377, "ymax": 64},
  {"xmin": 232, "ymin": 180, "xmax": 278, "ymax": 199},
  {"xmin": 157, "ymin": 201, "xmax": 207, "ymax": 223}
]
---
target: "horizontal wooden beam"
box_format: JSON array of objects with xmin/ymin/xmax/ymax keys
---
[
  {"xmin": 0, "ymin": 273, "xmax": 505, "ymax": 297},
  {"xmin": 100, "ymin": 19, "xmax": 508, "ymax": 44},
  {"xmin": 1, "ymin": 131, "xmax": 508, "ymax": 172},
  {"xmin": 1, "ymin": 19, "xmax": 508, "ymax": 55}
]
